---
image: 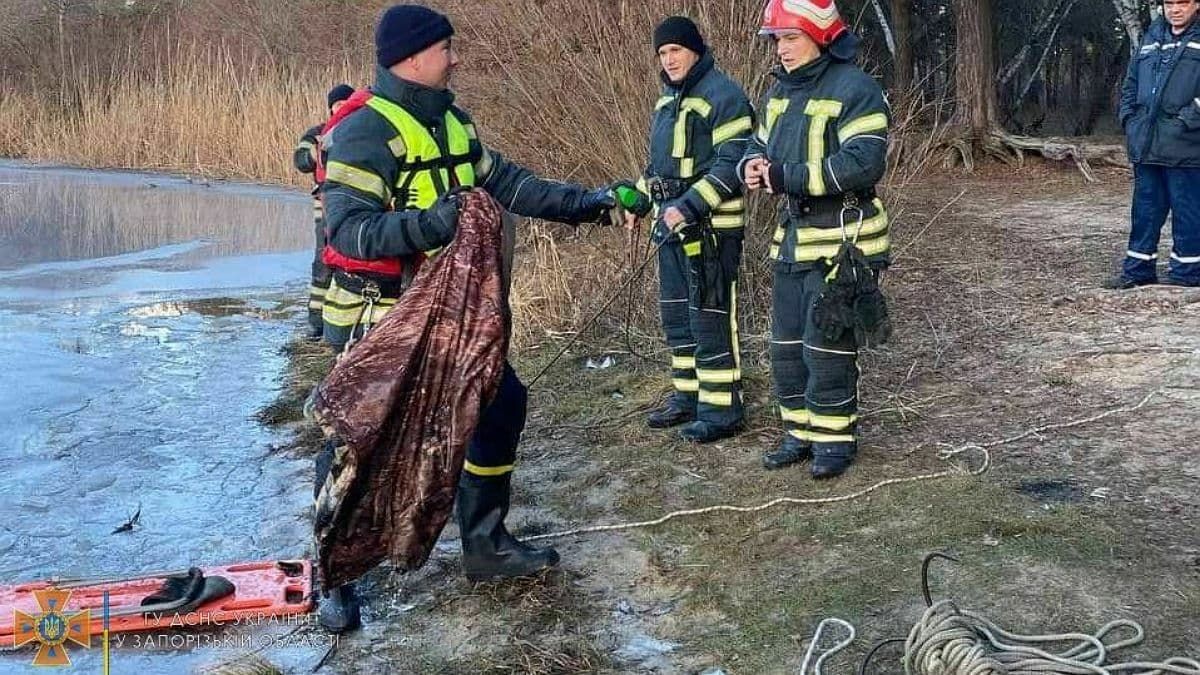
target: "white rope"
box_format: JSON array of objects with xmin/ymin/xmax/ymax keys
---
[
  {"xmin": 524, "ymin": 388, "xmax": 1161, "ymax": 544},
  {"xmin": 801, "ymin": 617, "xmax": 857, "ymax": 674},
  {"xmin": 904, "ymin": 601, "xmax": 1200, "ymax": 675}
]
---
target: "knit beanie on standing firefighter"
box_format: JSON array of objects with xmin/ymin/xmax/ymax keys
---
[
  {"xmin": 375, "ymin": 4, "xmax": 455, "ymax": 68},
  {"xmin": 653, "ymin": 16, "xmax": 707, "ymax": 56}
]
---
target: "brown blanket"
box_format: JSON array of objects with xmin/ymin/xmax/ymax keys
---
[{"xmin": 311, "ymin": 189, "xmax": 509, "ymax": 588}]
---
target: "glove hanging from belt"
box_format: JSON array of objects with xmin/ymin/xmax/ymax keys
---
[
  {"xmin": 811, "ymin": 197, "xmax": 891, "ymax": 348},
  {"xmin": 675, "ymin": 219, "xmax": 726, "ymax": 310}
]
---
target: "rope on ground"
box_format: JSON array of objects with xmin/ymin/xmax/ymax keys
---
[
  {"xmin": 523, "ymin": 389, "xmax": 1162, "ymax": 543},
  {"xmin": 522, "ymin": 446, "xmax": 989, "ymax": 542},
  {"xmin": 903, "ymin": 600, "xmax": 1200, "ymax": 675},
  {"xmin": 801, "ymin": 617, "xmax": 857, "ymax": 675}
]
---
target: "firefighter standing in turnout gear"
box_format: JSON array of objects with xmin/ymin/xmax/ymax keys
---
[
  {"xmin": 314, "ymin": 4, "xmax": 622, "ymax": 633},
  {"xmin": 741, "ymin": 0, "xmax": 891, "ymax": 479},
  {"xmin": 1106, "ymin": 0, "xmax": 1200, "ymax": 289},
  {"xmin": 623, "ymin": 17, "xmax": 755, "ymax": 444},
  {"xmin": 294, "ymin": 84, "xmax": 355, "ymax": 339}
]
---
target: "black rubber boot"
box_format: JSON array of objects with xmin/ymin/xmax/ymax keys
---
[
  {"xmin": 457, "ymin": 473, "xmax": 559, "ymax": 582},
  {"xmin": 678, "ymin": 420, "xmax": 742, "ymax": 443},
  {"xmin": 647, "ymin": 395, "xmax": 696, "ymax": 429},
  {"xmin": 317, "ymin": 583, "xmax": 361, "ymax": 633},
  {"xmin": 811, "ymin": 442, "xmax": 857, "ymax": 480},
  {"xmin": 763, "ymin": 435, "xmax": 812, "ymax": 470},
  {"xmin": 1102, "ymin": 274, "xmax": 1155, "ymax": 290}
]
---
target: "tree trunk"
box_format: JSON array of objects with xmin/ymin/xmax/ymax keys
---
[
  {"xmin": 1110, "ymin": 0, "xmax": 1144, "ymax": 54},
  {"xmin": 891, "ymin": 0, "xmax": 913, "ymax": 100},
  {"xmin": 953, "ymin": 0, "xmax": 999, "ymax": 134}
]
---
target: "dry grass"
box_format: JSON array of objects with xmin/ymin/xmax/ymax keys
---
[{"xmin": 0, "ymin": 1, "xmax": 948, "ymax": 346}]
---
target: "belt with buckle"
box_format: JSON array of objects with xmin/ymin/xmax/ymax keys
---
[{"xmin": 646, "ymin": 176, "xmax": 693, "ymax": 204}]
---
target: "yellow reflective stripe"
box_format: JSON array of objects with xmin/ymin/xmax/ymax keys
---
[
  {"xmin": 655, "ymin": 95, "xmax": 674, "ymax": 110},
  {"xmin": 474, "ymin": 147, "xmax": 495, "ymax": 181},
  {"xmin": 694, "ymin": 179, "xmax": 722, "ymax": 208},
  {"xmin": 765, "ymin": 98, "xmax": 791, "ymax": 136},
  {"xmin": 697, "ymin": 368, "xmax": 741, "ymax": 383},
  {"xmin": 386, "ymin": 135, "xmax": 407, "ymax": 157},
  {"xmin": 683, "ymin": 240, "xmax": 702, "ymax": 256},
  {"xmin": 463, "ymin": 460, "xmax": 514, "ymax": 477},
  {"xmin": 806, "ymin": 99, "xmax": 844, "ymax": 117},
  {"xmin": 714, "ymin": 198, "xmax": 744, "ymax": 213},
  {"xmin": 673, "ymin": 110, "xmax": 689, "ymax": 158},
  {"xmin": 755, "ymin": 125, "xmax": 769, "ymax": 143},
  {"xmin": 803, "ymin": 99, "xmax": 841, "ymax": 196},
  {"xmin": 837, "ymin": 112, "xmax": 888, "ymax": 143},
  {"xmin": 636, "ymin": 176, "xmax": 649, "ymax": 193},
  {"xmin": 806, "ymin": 160, "xmax": 826, "ymax": 196},
  {"xmin": 681, "ymin": 97, "xmax": 712, "ymax": 117},
  {"xmin": 794, "ymin": 234, "xmax": 890, "ymax": 262},
  {"xmin": 699, "ymin": 390, "xmax": 734, "ymax": 406},
  {"xmin": 806, "ymin": 431, "xmax": 856, "ymax": 443},
  {"xmin": 673, "ymin": 378, "xmax": 700, "ymax": 392},
  {"xmin": 712, "ymin": 116, "xmax": 753, "ymax": 145},
  {"xmin": 325, "ymin": 161, "xmax": 388, "ymax": 202},
  {"xmin": 680, "ymin": 158, "xmax": 695, "ymax": 178},
  {"xmin": 297, "ymin": 140, "xmax": 316, "ymax": 151},
  {"xmin": 711, "ymin": 214, "xmax": 744, "ymax": 229},
  {"xmin": 463, "ymin": 123, "xmax": 478, "ymax": 139},
  {"xmin": 780, "ymin": 407, "xmax": 810, "ymax": 424},
  {"xmin": 672, "ymin": 355, "xmax": 696, "ymax": 369},
  {"xmin": 795, "ymin": 211, "xmax": 888, "ymax": 244},
  {"xmin": 772, "ymin": 225, "xmax": 786, "ymax": 244},
  {"xmin": 769, "ymin": 244, "xmax": 781, "ymax": 258},
  {"xmin": 809, "ymin": 413, "xmax": 858, "ymax": 432}
]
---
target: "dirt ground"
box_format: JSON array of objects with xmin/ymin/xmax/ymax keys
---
[{"xmin": 259, "ymin": 165, "xmax": 1199, "ymax": 674}]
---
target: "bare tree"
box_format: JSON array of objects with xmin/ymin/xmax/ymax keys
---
[
  {"xmin": 953, "ymin": 0, "xmax": 998, "ymax": 134},
  {"xmin": 890, "ymin": 0, "xmax": 913, "ymax": 97},
  {"xmin": 1110, "ymin": 0, "xmax": 1144, "ymax": 53}
]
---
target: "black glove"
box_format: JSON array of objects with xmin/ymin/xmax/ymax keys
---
[
  {"xmin": 576, "ymin": 187, "xmax": 618, "ymax": 224},
  {"xmin": 416, "ymin": 189, "xmax": 463, "ymax": 249}
]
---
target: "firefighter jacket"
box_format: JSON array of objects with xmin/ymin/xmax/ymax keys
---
[
  {"xmin": 742, "ymin": 32, "xmax": 891, "ymax": 269},
  {"xmin": 1120, "ymin": 16, "xmax": 1200, "ymax": 167},
  {"xmin": 636, "ymin": 51, "xmax": 754, "ymax": 240},
  {"xmin": 321, "ymin": 65, "xmax": 600, "ymax": 269}
]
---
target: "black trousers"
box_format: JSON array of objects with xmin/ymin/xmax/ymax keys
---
[
  {"xmin": 657, "ymin": 234, "xmax": 744, "ymax": 428},
  {"xmin": 770, "ymin": 264, "xmax": 858, "ymax": 449}
]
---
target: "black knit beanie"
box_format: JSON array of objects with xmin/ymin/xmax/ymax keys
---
[
  {"xmin": 375, "ymin": 4, "xmax": 455, "ymax": 68},
  {"xmin": 326, "ymin": 84, "xmax": 355, "ymax": 109},
  {"xmin": 653, "ymin": 16, "xmax": 706, "ymax": 56}
]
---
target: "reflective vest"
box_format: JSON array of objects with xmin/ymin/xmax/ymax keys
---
[{"xmin": 318, "ymin": 92, "xmax": 478, "ymax": 278}]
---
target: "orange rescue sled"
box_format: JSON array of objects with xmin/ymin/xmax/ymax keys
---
[{"xmin": 0, "ymin": 559, "xmax": 312, "ymax": 648}]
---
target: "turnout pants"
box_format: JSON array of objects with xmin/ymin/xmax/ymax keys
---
[
  {"xmin": 1123, "ymin": 164, "xmax": 1200, "ymax": 284},
  {"xmin": 770, "ymin": 263, "xmax": 858, "ymax": 451},
  {"xmin": 464, "ymin": 362, "xmax": 526, "ymax": 477},
  {"xmin": 309, "ymin": 198, "xmax": 332, "ymax": 332},
  {"xmin": 657, "ymin": 233, "xmax": 744, "ymax": 428}
]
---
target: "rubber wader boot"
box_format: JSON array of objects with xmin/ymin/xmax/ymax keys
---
[
  {"xmin": 678, "ymin": 420, "xmax": 742, "ymax": 443},
  {"xmin": 647, "ymin": 393, "xmax": 696, "ymax": 429},
  {"xmin": 763, "ymin": 435, "xmax": 813, "ymax": 470},
  {"xmin": 811, "ymin": 442, "xmax": 857, "ymax": 480},
  {"xmin": 317, "ymin": 583, "xmax": 361, "ymax": 633},
  {"xmin": 457, "ymin": 472, "xmax": 559, "ymax": 581}
]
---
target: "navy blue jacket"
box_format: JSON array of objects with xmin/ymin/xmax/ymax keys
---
[{"xmin": 1119, "ymin": 17, "xmax": 1200, "ymax": 167}]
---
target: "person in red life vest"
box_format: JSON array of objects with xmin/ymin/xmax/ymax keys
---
[
  {"xmin": 313, "ymin": 4, "xmax": 623, "ymax": 633},
  {"xmin": 293, "ymin": 84, "xmax": 355, "ymax": 340}
]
